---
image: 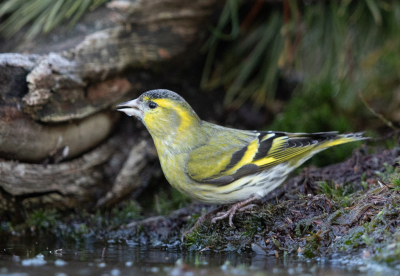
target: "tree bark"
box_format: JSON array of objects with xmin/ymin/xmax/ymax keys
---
[
  {"xmin": 0, "ymin": 0, "xmax": 218, "ymax": 214},
  {"xmin": 0, "ymin": 134, "xmax": 157, "ymax": 217}
]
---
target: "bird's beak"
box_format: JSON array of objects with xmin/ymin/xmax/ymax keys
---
[{"xmin": 116, "ymin": 99, "xmax": 142, "ymax": 117}]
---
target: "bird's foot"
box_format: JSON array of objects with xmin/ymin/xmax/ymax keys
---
[
  {"xmin": 211, "ymin": 196, "xmax": 259, "ymax": 227},
  {"xmin": 182, "ymin": 196, "xmax": 260, "ymax": 240}
]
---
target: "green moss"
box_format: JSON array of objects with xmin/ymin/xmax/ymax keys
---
[
  {"xmin": 26, "ymin": 209, "xmax": 60, "ymax": 232},
  {"xmin": 19, "ymin": 200, "xmax": 143, "ymax": 241},
  {"xmin": 295, "ymin": 219, "xmax": 313, "ymax": 237},
  {"xmin": 153, "ymin": 188, "xmax": 192, "ymax": 216},
  {"xmin": 327, "ymin": 209, "xmax": 345, "ymax": 224},
  {"xmin": 362, "ymin": 234, "xmax": 374, "ymax": 246},
  {"xmin": 316, "ymin": 180, "xmax": 354, "ymax": 207},
  {"xmin": 335, "ymin": 226, "xmax": 365, "ymax": 250},
  {"xmin": 374, "ymin": 161, "xmax": 400, "ymax": 192},
  {"xmin": 111, "ymin": 200, "xmax": 141, "ymax": 225},
  {"xmin": 303, "ymin": 233, "xmax": 321, "ymax": 258},
  {"xmin": 184, "ymin": 222, "xmax": 227, "ymax": 251},
  {"xmin": 392, "ymin": 177, "xmax": 400, "ymax": 191}
]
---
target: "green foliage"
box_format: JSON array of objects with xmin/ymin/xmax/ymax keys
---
[
  {"xmin": 303, "ymin": 233, "xmax": 321, "ymax": 258},
  {"xmin": 111, "ymin": 200, "xmax": 141, "ymax": 225},
  {"xmin": 336, "ymin": 226, "xmax": 365, "ymax": 250},
  {"xmin": 26, "ymin": 209, "xmax": 60, "ymax": 231},
  {"xmin": 66, "ymin": 223, "xmax": 92, "ymax": 242},
  {"xmin": 392, "ymin": 176, "xmax": 400, "ymax": 191},
  {"xmin": 203, "ymin": 0, "xmax": 400, "ymax": 137},
  {"xmin": 269, "ymin": 80, "xmax": 361, "ymax": 166},
  {"xmin": 0, "ymin": 0, "xmax": 109, "ymax": 40},
  {"xmin": 202, "ymin": 6, "xmax": 283, "ymax": 109},
  {"xmin": 153, "ymin": 188, "xmax": 192, "ymax": 216},
  {"xmin": 316, "ymin": 180, "xmax": 353, "ymax": 207},
  {"xmin": 295, "ymin": 219, "xmax": 313, "ymax": 237},
  {"xmin": 270, "ymin": 81, "xmax": 352, "ymax": 133},
  {"xmin": 184, "ymin": 230, "xmax": 202, "ymax": 247},
  {"xmin": 373, "ymin": 230, "xmax": 400, "ymax": 263},
  {"xmin": 184, "ymin": 221, "xmax": 227, "ymax": 251},
  {"xmin": 374, "ymin": 161, "xmax": 400, "ymax": 190},
  {"xmin": 22, "ymin": 200, "xmax": 142, "ymax": 241},
  {"xmin": 362, "ymin": 233, "xmax": 374, "ymax": 246}
]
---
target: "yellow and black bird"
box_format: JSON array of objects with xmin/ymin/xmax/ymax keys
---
[{"xmin": 117, "ymin": 89, "xmax": 366, "ymax": 227}]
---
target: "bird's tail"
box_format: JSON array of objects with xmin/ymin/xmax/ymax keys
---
[{"xmin": 319, "ymin": 132, "xmax": 368, "ymax": 149}]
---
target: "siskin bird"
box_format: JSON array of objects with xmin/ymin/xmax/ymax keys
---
[{"xmin": 117, "ymin": 89, "xmax": 367, "ymax": 228}]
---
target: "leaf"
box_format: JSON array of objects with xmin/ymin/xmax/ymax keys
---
[
  {"xmin": 365, "ymin": 0, "xmax": 382, "ymax": 25},
  {"xmin": 0, "ymin": 0, "xmax": 109, "ymax": 40}
]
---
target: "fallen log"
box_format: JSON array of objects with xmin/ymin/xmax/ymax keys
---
[
  {"xmin": 0, "ymin": 0, "xmax": 217, "ymax": 214},
  {"xmin": 0, "ymin": 108, "xmax": 119, "ymax": 162},
  {"xmin": 0, "ymin": 134, "xmax": 158, "ymax": 217}
]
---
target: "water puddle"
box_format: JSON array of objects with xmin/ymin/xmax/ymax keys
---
[{"xmin": 0, "ymin": 235, "xmax": 397, "ymax": 276}]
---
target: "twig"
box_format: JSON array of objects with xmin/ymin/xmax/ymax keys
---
[
  {"xmin": 359, "ymin": 91, "xmax": 396, "ymax": 131},
  {"xmin": 199, "ymin": 246, "xmax": 213, "ymax": 252},
  {"xmin": 240, "ymin": 0, "xmax": 263, "ymax": 30},
  {"xmin": 369, "ymin": 129, "xmax": 400, "ymax": 142}
]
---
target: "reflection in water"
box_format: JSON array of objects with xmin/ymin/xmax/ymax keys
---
[{"xmin": 0, "ymin": 234, "xmax": 396, "ymax": 276}]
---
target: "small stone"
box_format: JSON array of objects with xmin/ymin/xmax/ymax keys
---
[
  {"xmin": 362, "ymin": 250, "xmax": 371, "ymax": 259},
  {"xmin": 21, "ymin": 257, "xmax": 46, "ymax": 266},
  {"xmin": 297, "ymin": 247, "xmax": 304, "ymax": 254},
  {"xmin": 55, "ymin": 259, "xmax": 68, "ymax": 266},
  {"xmin": 221, "ymin": 261, "xmax": 230, "ymax": 271},
  {"xmin": 251, "ymin": 243, "xmax": 267, "ymax": 255},
  {"xmin": 111, "ymin": 268, "xmax": 120, "ymax": 276},
  {"xmin": 125, "ymin": 261, "xmax": 133, "ymax": 267}
]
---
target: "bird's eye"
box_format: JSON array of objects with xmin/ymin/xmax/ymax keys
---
[{"xmin": 148, "ymin": 102, "xmax": 157, "ymax": 109}]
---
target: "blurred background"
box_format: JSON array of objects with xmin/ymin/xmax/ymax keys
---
[{"xmin": 0, "ymin": 0, "xmax": 399, "ymax": 226}]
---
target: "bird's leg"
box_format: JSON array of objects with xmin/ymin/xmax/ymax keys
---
[
  {"xmin": 183, "ymin": 206, "xmax": 223, "ymax": 238},
  {"xmin": 211, "ymin": 195, "xmax": 260, "ymax": 227}
]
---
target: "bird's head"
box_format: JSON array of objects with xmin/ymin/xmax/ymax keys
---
[{"xmin": 117, "ymin": 89, "xmax": 201, "ymax": 141}]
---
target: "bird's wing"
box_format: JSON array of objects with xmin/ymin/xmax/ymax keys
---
[{"xmin": 187, "ymin": 131, "xmax": 351, "ymax": 186}]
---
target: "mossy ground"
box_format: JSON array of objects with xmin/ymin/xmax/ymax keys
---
[
  {"xmin": 181, "ymin": 148, "xmax": 400, "ymax": 266},
  {"xmin": 121, "ymin": 147, "xmax": 400, "ymax": 266},
  {"xmin": 185, "ymin": 186, "xmax": 400, "ymax": 261}
]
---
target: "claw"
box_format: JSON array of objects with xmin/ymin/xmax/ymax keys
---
[
  {"xmin": 211, "ymin": 211, "xmax": 231, "ymax": 225},
  {"xmin": 182, "ymin": 196, "xmax": 260, "ymax": 238}
]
